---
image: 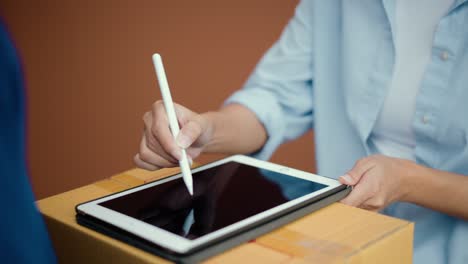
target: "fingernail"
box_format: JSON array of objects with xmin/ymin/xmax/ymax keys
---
[
  {"xmin": 176, "ymin": 134, "xmax": 191, "ymax": 149},
  {"xmin": 341, "ymin": 174, "xmax": 353, "ymax": 185},
  {"xmin": 188, "ymin": 157, "xmax": 193, "ymax": 166}
]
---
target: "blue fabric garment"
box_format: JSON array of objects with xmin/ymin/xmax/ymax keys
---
[
  {"xmin": 0, "ymin": 22, "xmax": 56, "ymax": 263},
  {"xmin": 226, "ymin": 1, "xmax": 468, "ymax": 263}
]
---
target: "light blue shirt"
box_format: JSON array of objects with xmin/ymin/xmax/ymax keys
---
[{"xmin": 225, "ymin": 1, "xmax": 468, "ymax": 263}]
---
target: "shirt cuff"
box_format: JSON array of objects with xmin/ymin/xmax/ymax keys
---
[{"xmin": 224, "ymin": 88, "xmax": 285, "ymax": 160}]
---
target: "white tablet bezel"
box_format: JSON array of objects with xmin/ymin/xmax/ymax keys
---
[{"xmin": 77, "ymin": 155, "xmax": 342, "ymax": 254}]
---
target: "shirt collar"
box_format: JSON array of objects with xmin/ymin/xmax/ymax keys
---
[
  {"xmin": 383, "ymin": 0, "xmax": 467, "ymax": 23},
  {"xmin": 452, "ymin": 0, "xmax": 467, "ymax": 11}
]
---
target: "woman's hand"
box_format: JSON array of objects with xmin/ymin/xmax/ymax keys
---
[
  {"xmin": 339, "ymin": 155, "xmax": 416, "ymax": 211},
  {"xmin": 339, "ymin": 154, "xmax": 468, "ymax": 219},
  {"xmin": 134, "ymin": 101, "xmax": 214, "ymax": 171}
]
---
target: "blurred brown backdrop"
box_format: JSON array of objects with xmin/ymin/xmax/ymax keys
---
[{"xmin": 1, "ymin": 0, "xmax": 315, "ymax": 199}]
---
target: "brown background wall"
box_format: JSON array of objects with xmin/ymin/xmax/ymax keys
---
[{"xmin": 1, "ymin": 0, "xmax": 315, "ymax": 200}]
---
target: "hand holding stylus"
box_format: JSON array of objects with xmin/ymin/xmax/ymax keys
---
[{"xmin": 134, "ymin": 54, "xmax": 214, "ymax": 194}]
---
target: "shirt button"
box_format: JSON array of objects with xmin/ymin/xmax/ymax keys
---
[
  {"xmin": 422, "ymin": 115, "xmax": 429, "ymax": 124},
  {"xmin": 440, "ymin": 51, "xmax": 449, "ymax": 61}
]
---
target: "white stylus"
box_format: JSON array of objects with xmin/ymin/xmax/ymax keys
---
[{"xmin": 152, "ymin": 53, "xmax": 194, "ymax": 196}]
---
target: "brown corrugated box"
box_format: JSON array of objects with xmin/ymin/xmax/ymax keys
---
[{"xmin": 37, "ymin": 166, "xmax": 414, "ymax": 263}]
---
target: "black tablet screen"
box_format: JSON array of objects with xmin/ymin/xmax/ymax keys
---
[{"xmin": 99, "ymin": 162, "xmax": 327, "ymax": 240}]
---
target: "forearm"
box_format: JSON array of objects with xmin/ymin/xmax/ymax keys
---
[
  {"xmin": 202, "ymin": 103, "xmax": 267, "ymax": 155},
  {"xmin": 403, "ymin": 163, "xmax": 468, "ymax": 220}
]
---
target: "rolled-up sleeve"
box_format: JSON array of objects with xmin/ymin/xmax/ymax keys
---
[{"xmin": 225, "ymin": 0, "xmax": 315, "ymax": 160}]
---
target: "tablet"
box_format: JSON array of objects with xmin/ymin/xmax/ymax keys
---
[{"xmin": 76, "ymin": 155, "xmax": 346, "ymax": 254}]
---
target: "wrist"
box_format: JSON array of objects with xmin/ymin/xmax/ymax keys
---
[
  {"xmin": 399, "ymin": 160, "xmax": 426, "ymax": 203},
  {"xmin": 199, "ymin": 111, "xmax": 220, "ymax": 152}
]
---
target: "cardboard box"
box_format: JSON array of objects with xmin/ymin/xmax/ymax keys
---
[{"xmin": 37, "ymin": 166, "xmax": 414, "ymax": 263}]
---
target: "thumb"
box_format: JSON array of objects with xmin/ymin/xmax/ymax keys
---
[
  {"xmin": 176, "ymin": 120, "xmax": 203, "ymax": 149},
  {"xmin": 339, "ymin": 157, "xmax": 375, "ymax": 186}
]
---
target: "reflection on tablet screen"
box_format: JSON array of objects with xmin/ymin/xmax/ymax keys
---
[{"xmin": 99, "ymin": 162, "xmax": 326, "ymax": 240}]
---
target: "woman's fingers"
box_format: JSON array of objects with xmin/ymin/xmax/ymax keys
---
[
  {"xmin": 134, "ymin": 154, "xmax": 159, "ymax": 171},
  {"xmin": 136, "ymin": 100, "xmax": 210, "ymax": 170},
  {"xmin": 143, "ymin": 112, "xmax": 178, "ymax": 163},
  {"xmin": 340, "ymin": 178, "xmax": 373, "ymax": 207},
  {"xmin": 150, "ymin": 101, "xmax": 183, "ymax": 160},
  {"xmin": 177, "ymin": 120, "xmax": 203, "ymax": 149},
  {"xmin": 136, "ymin": 136, "xmax": 178, "ymax": 169},
  {"xmin": 340, "ymin": 157, "xmax": 376, "ymax": 185}
]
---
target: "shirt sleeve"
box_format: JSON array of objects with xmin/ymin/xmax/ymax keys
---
[
  {"xmin": 0, "ymin": 23, "xmax": 57, "ymax": 263},
  {"xmin": 225, "ymin": 0, "xmax": 315, "ymax": 160}
]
